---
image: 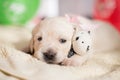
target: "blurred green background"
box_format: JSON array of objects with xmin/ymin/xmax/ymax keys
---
[{"xmin": 0, "ymin": 0, "xmax": 40, "ymax": 25}]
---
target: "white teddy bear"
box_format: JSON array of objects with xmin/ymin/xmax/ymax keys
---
[
  {"xmin": 62, "ymin": 27, "xmax": 93, "ymax": 66},
  {"xmin": 72, "ymin": 29, "xmax": 92, "ymax": 56},
  {"xmin": 62, "ymin": 15, "xmax": 94, "ymax": 66}
]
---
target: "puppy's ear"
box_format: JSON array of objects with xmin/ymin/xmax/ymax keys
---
[
  {"xmin": 29, "ymin": 37, "xmax": 34, "ymax": 54},
  {"xmin": 32, "ymin": 22, "xmax": 41, "ymax": 36},
  {"xmin": 29, "ymin": 23, "xmax": 41, "ymax": 54}
]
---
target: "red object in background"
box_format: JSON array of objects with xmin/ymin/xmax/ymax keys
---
[{"xmin": 94, "ymin": 0, "xmax": 120, "ymax": 32}]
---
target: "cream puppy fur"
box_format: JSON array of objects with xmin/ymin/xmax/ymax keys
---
[{"xmin": 30, "ymin": 17, "xmax": 74, "ymax": 64}]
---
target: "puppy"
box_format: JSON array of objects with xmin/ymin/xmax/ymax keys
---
[
  {"xmin": 29, "ymin": 16, "xmax": 120, "ymax": 67},
  {"xmin": 29, "ymin": 17, "xmax": 74, "ymax": 64}
]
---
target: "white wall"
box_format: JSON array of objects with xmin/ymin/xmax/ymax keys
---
[
  {"xmin": 38, "ymin": 0, "xmax": 59, "ymax": 17},
  {"xmin": 59, "ymin": 0, "xmax": 95, "ymax": 18}
]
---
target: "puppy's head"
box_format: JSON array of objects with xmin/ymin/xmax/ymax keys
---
[{"xmin": 30, "ymin": 17, "xmax": 74, "ymax": 64}]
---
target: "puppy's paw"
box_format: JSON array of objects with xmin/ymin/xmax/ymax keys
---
[
  {"xmin": 61, "ymin": 55, "xmax": 89, "ymax": 66},
  {"xmin": 62, "ymin": 58, "xmax": 78, "ymax": 66},
  {"xmin": 61, "ymin": 58, "xmax": 83, "ymax": 66}
]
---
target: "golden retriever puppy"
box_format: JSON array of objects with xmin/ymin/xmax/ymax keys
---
[
  {"xmin": 30, "ymin": 17, "xmax": 74, "ymax": 64},
  {"xmin": 29, "ymin": 16, "xmax": 120, "ymax": 67}
]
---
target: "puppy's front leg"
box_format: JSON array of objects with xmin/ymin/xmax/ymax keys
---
[{"xmin": 62, "ymin": 54, "xmax": 90, "ymax": 66}]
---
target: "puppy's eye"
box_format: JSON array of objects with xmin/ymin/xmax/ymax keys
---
[
  {"xmin": 59, "ymin": 39, "xmax": 67, "ymax": 43},
  {"xmin": 37, "ymin": 37, "xmax": 42, "ymax": 41}
]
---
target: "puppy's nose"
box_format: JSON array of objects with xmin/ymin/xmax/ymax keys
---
[{"xmin": 43, "ymin": 49, "xmax": 56, "ymax": 61}]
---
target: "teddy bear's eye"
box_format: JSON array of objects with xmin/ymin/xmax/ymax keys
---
[
  {"xmin": 37, "ymin": 37, "xmax": 42, "ymax": 41},
  {"xmin": 88, "ymin": 31, "xmax": 90, "ymax": 34},
  {"xmin": 82, "ymin": 41, "xmax": 84, "ymax": 43},
  {"xmin": 76, "ymin": 37, "xmax": 79, "ymax": 41},
  {"xmin": 59, "ymin": 39, "xmax": 67, "ymax": 43},
  {"xmin": 86, "ymin": 45, "xmax": 90, "ymax": 51}
]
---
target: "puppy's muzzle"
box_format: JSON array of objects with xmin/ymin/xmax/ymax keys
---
[{"xmin": 43, "ymin": 49, "xmax": 56, "ymax": 63}]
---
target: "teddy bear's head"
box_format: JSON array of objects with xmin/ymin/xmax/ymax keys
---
[{"xmin": 72, "ymin": 30, "xmax": 92, "ymax": 56}]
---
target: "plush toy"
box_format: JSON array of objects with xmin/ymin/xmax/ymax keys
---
[
  {"xmin": 66, "ymin": 14, "xmax": 93, "ymax": 57},
  {"xmin": 68, "ymin": 29, "xmax": 93, "ymax": 58},
  {"xmin": 63, "ymin": 15, "xmax": 94, "ymax": 66},
  {"xmin": 72, "ymin": 29, "xmax": 93, "ymax": 56},
  {"xmin": 63, "ymin": 28, "xmax": 93, "ymax": 66}
]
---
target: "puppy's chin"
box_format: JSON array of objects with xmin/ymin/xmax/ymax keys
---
[
  {"xmin": 44, "ymin": 60, "xmax": 60, "ymax": 64},
  {"xmin": 43, "ymin": 58, "xmax": 64, "ymax": 64}
]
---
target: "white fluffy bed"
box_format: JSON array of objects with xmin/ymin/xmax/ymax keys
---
[{"xmin": 0, "ymin": 27, "xmax": 120, "ymax": 80}]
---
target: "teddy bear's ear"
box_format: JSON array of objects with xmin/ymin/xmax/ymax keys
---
[{"xmin": 88, "ymin": 31, "xmax": 91, "ymax": 34}]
